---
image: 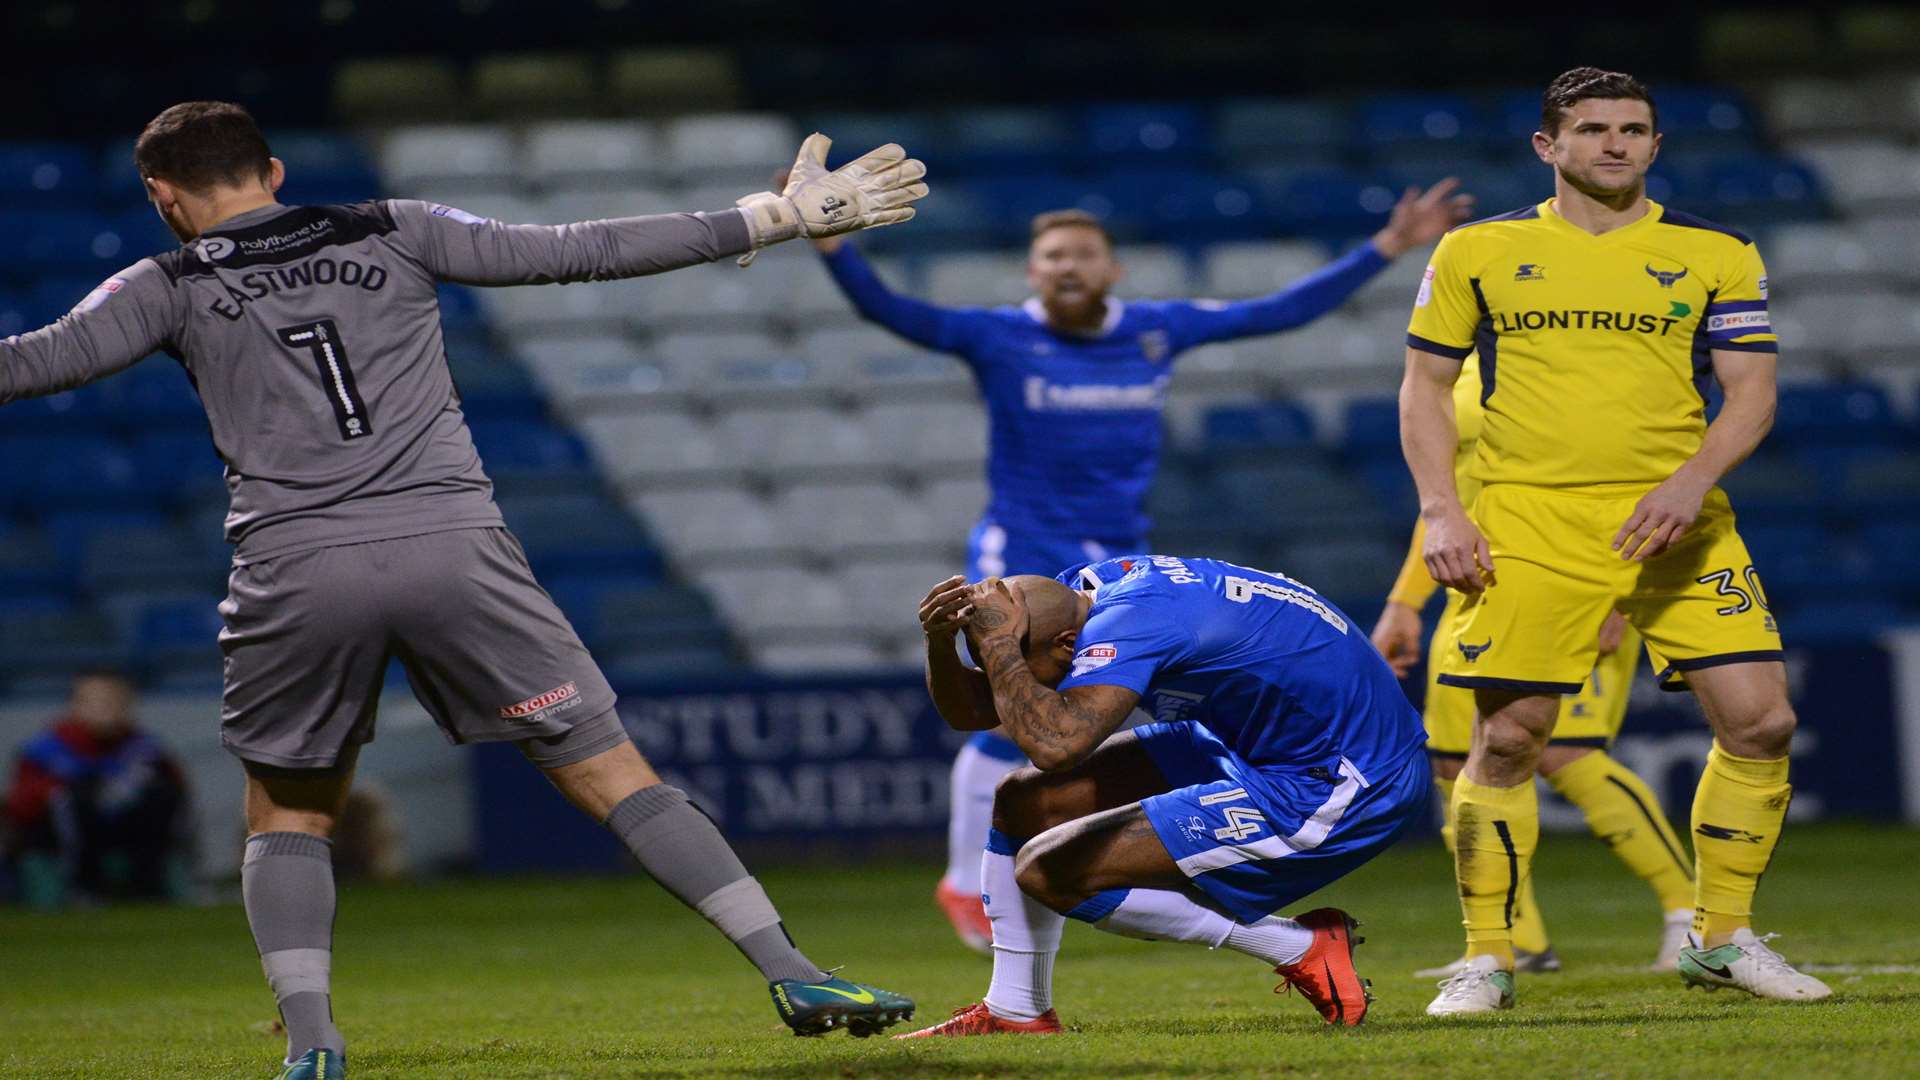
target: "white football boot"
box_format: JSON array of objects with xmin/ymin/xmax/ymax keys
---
[
  {"xmin": 1677, "ymin": 929, "xmax": 1832, "ymax": 1001},
  {"xmin": 1424, "ymin": 954, "xmax": 1517, "ymax": 1016}
]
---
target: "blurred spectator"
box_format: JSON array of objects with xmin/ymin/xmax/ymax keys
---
[{"xmin": 2, "ymin": 670, "xmax": 193, "ymax": 909}]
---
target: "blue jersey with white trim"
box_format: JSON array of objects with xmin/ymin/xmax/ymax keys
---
[
  {"xmin": 822, "ymin": 244, "xmax": 1388, "ymax": 539},
  {"xmin": 1054, "ymin": 555, "xmax": 1426, "ymax": 778}
]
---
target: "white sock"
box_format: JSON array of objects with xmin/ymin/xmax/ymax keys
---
[
  {"xmin": 942, "ymin": 743, "xmax": 1023, "ymax": 895},
  {"xmin": 1223, "ymin": 914, "xmax": 1314, "ymax": 967},
  {"xmin": 981, "ymin": 842, "xmax": 1063, "ymax": 1021},
  {"xmin": 1093, "ymin": 888, "xmax": 1233, "ymax": 946},
  {"xmin": 1094, "ymin": 888, "xmax": 1312, "ymax": 967}
]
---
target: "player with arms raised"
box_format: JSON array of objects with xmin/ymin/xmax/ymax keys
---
[
  {"xmin": 0, "ymin": 102, "xmax": 927, "ymax": 1077},
  {"xmin": 813, "ymin": 187, "xmax": 1471, "ymax": 951},
  {"xmin": 1402, "ymin": 69, "xmax": 1830, "ymax": 1015},
  {"xmin": 898, "ymin": 557, "xmax": 1429, "ymax": 1035}
]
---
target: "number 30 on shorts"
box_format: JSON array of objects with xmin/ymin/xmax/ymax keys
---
[{"xmin": 1695, "ymin": 565, "xmax": 1770, "ymax": 616}]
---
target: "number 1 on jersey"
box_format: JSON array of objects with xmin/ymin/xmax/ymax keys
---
[{"xmin": 278, "ymin": 319, "xmax": 372, "ymax": 440}]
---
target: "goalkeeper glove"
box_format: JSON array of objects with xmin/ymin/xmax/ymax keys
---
[{"xmin": 736, "ymin": 133, "xmax": 927, "ymax": 266}]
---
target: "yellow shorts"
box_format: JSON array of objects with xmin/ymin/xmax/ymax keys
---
[
  {"xmin": 1423, "ymin": 590, "xmax": 1641, "ymax": 755},
  {"xmin": 1434, "ymin": 483, "xmax": 1783, "ymax": 694}
]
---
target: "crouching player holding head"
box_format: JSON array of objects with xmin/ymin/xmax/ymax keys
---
[{"xmin": 900, "ymin": 556, "xmax": 1429, "ymax": 1035}]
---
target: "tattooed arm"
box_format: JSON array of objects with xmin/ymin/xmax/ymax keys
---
[
  {"xmin": 972, "ymin": 637, "xmax": 1138, "ymax": 770},
  {"xmin": 919, "ymin": 575, "xmax": 1001, "ymax": 731},
  {"xmin": 966, "ymin": 579, "xmax": 1139, "ymax": 771}
]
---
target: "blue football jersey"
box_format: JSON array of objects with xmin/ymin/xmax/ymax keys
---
[
  {"xmin": 1053, "ymin": 555, "xmax": 1426, "ymax": 779},
  {"xmin": 822, "ymin": 245, "xmax": 1388, "ymax": 540}
]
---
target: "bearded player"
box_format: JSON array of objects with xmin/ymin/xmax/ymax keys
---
[
  {"xmin": 1403, "ymin": 68, "xmax": 1829, "ymax": 1015},
  {"xmin": 812, "ymin": 184, "xmax": 1471, "ymax": 952},
  {"xmin": 0, "ymin": 102, "xmax": 928, "ymax": 1077},
  {"xmin": 1372, "ymin": 351, "xmax": 1694, "ymax": 978},
  {"xmin": 899, "ymin": 558, "xmax": 1429, "ymax": 1035}
]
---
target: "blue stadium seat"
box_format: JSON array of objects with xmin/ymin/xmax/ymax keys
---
[
  {"xmin": 132, "ymin": 597, "xmax": 226, "ymax": 667},
  {"xmin": 495, "ymin": 491, "xmax": 663, "ymax": 579},
  {"xmin": 130, "ymin": 431, "xmax": 226, "ymax": 506},
  {"xmin": 109, "ymin": 206, "xmax": 183, "ymax": 264},
  {"xmin": 0, "ymin": 289, "xmax": 31, "ymax": 336},
  {"xmin": 0, "ymin": 383, "xmax": 118, "ymax": 435},
  {"xmin": 271, "ymin": 130, "xmax": 380, "ymax": 194},
  {"xmin": 866, "ymin": 183, "xmax": 997, "ymax": 251},
  {"xmin": 1212, "ymin": 457, "xmax": 1391, "ymax": 540},
  {"xmin": 1861, "ymin": 523, "xmax": 1920, "ymax": 594},
  {"xmin": 0, "ymin": 609, "xmax": 125, "ymax": 681},
  {"xmin": 1494, "ymin": 91, "xmax": 1547, "ymax": 141},
  {"xmin": 40, "ymin": 509, "xmax": 171, "ymax": 566},
  {"xmin": 2, "ymin": 209, "xmax": 126, "ymax": 275},
  {"xmin": 0, "ymin": 143, "xmax": 98, "ymax": 207},
  {"xmin": 451, "ymin": 359, "xmax": 546, "ymax": 423},
  {"xmin": 1700, "ymin": 156, "xmax": 1825, "ymax": 222},
  {"xmin": 0, "ymin": 529, "xmax": 64, "ymax": 595},
  {"xmin": 1101, "ymin": 169, "xmax": 1265, "ymax": 240},
  {"xmin": 1083, "ymin": 104, "xmax": 1211, "ymax": 165},
  {"xmin": 1652, "ymin": 86, "xmax": 1758, "ymax": 143},
  {"xmin": 1214, "ymin": 99, "xmax": 1353, "ymax": 163},
  {"xmin": 1756, "ymin": 534, "xmax": 1878, "ymax": 606},
  {"xmin": 1252, "ymin": 168, "xmax": 1406, "ymax": 240},
  {"xmin": 110, "ymin": 359, "xmax": 206, "ymax": 430},
  {"xmin": 1341, "ymin": 398, "xmax": 1401, "ymax": 460},
  {"xmin": 963, "ymin": 173, "xmax": 1108, "ymax": 244},
  {"xmin": 1772, "ymin": 383, "xmax": 1902, "ymax": 447},
  {"xmin": 27, "ymin": 277, "xmax": 104, "ymax": 325},
  {"xmin": 1840, "ymin": 450, "xmax": 1920, "ymax": 521},
  {"xmin": 1357, "ymin": 460, "xmax": 1417, "ymax": 521},
  {"xmin": 468, "ymin": 419, "xmax": 592, "ymax": 476},
  {"xmin": 77, "ymin": 526, "xmax": 228, "ymax": 594},
  {"xmin": 942, "ymin": 107, "xmax": 1080, "ymax": 175},
  {"xmin": 1203, "ymin": 403, "xmax": 1316, "ymax": 450},
  {"xmin": 0, "ymin": 435, "xmax": 154, "ymax": 511},
  {"xmin": 1358, "ymin": 95, "xmax": 1493, "ymax": 148},
  {"xmin": 436, "ymin": 285, "xmax": 486, "ymax": 337},
  {"xmin": 1774, "ymin": 600, "xmax": 1908, "ymax": 645}
]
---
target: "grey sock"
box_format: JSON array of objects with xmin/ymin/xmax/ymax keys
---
[
  {"xmin": 242, "ymin": 832, "xmax": 345, "ymax": 1058},
  {"xmin": 605, "ymin": 785, "xmax": 826, "ymax": 983}
]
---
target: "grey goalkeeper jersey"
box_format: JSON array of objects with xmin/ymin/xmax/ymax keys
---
[{"xmin": 0, "ymin": 199, "xmax": 751, "ymax": 563}]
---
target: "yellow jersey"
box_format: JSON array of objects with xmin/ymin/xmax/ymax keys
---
[{"xmin": 1406, "ymin": 199, "xmax": 1776, "ymax": 489}]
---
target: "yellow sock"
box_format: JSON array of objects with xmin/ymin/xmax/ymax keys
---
[
  {"xmin": 1547, "ymin": 751, "xmax": 1695, "ymax": 913},
  {"xmin": 1509, "ymin": 868, "xmax": 1551, "ymax": 955},
  {"xmin": 1451, "ymin": 773, "xmax": 1539, "ymax": 970},
  {"xmin": 1441, "ymin": 773, "xmax": 1550, "ymax": 953},
  {"xmin": 1690, "ymin": 742, "xmax": 1791, "ymax": 942}
]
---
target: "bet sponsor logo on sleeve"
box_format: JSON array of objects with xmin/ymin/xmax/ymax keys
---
[
  {"xmin": 1415, "ymin": 265, "xmax": 1436, "ymax": 307},
  {"xmin": 1070, "ymin": 643, "xmax": 1118, "ymax": 678}
]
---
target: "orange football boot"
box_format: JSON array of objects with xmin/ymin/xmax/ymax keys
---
[
  {"xmin": 934, "ymin": 880, "xmax": 993, "ymax": 955},
  {"xmin": 894, "ymin": 1002, "xmax": 1063, "ymax": 1038},
  {"xmin": 1272, "ymin": 907, "xmax": 1373, "ymax": 1026}
]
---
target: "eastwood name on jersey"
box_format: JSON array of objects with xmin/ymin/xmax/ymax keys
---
[{"xmin": 207, "ymin": 256, "xmax": 390, "ymax": 321}]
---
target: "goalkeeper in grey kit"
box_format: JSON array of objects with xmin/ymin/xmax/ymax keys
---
[{"xmin": 0, "ymin": 102, "xmax": 927, "ymax": 1079}]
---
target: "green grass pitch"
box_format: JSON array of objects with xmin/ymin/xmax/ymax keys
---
[{"xmin": 4, "ymin": 821, "xmax": 1917, "ymax": 1078}]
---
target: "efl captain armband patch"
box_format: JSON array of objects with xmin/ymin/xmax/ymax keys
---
[
  {"xmin": 1704, "ymin": 301, "xmax": 1771, "ymax": 340},
  {"xmin": 429, "ymin": 203, "xmax": 488, "ymax": 226}
]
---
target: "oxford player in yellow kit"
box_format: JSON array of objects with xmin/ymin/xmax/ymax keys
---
[
  {"xmin": 1402, "ymin": 68, "xmax": 1830, "ymax": 1014},
  {"xmin": 1372, "ymin": 354, "xmax": 1694, "ymax": 978}
]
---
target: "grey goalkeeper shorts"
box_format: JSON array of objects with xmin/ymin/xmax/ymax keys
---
[{"xmin": 219, "ymin": 527, "xmax": 622, "ymax": 769}]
